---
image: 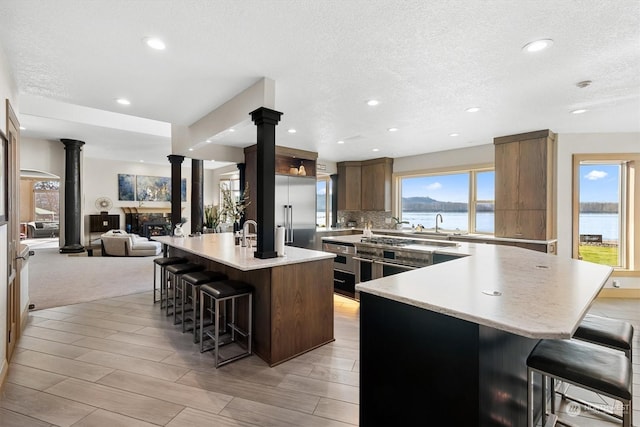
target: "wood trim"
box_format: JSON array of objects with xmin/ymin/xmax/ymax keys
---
[
  {"xmin": 493, "ymin": 129, "xmax": 552, "ymax": 145},
  {"xmin": 571, "ymin": 155, "xmax": 581, "ymax": 259},
  {"xmin": 598, "ymin": 288, "xmax": 640, "ymax": 298},
  {"xmin": 612, "ymin": 270, "xmax": 640, "ymax": 278},
  {"xmin": 0, "ymin": 359, "xmax": 8, "ymax": 393}
]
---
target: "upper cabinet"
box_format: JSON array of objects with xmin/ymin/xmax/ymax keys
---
[
  {"xmin": 337, "ymin": 157, "xmax": 393, "ymax": 211},
  {"xmin": 494, "ymin": 130, "xmax": 556, "ymax": 240}
]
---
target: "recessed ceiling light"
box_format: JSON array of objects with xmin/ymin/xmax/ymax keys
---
[
  {"xmin": 571, "ymin": 109, "xmax": 588, "ymax": 114},
  {"xmin": 465, "ymin": 107, "xmax": 480, "ymax": 113},
  {"xmin": 19, "ymin": 126, "xmax": 26, "ymax": 130},
  {"xmin": 139, "ymin": 160, "xmax": 144, "ymax": 163},
  {"xmin": 522, "ymin": 39, "xmax": 554, "ymax": 53},
  {"xmin": 116, "ymin": 98, "xmax": 130, "ymax": 105},
  {"xmin": 388, "ymin": 127, "xmax": 398, "ymax": 132},
  {"xmin": 288, "ymin": 129, "xmax": 297, "ymax": 134},
  {"xmin": 367, "ymin": 99, "xmax": 379, "ymax": 106},
  {"xmin": 449, "ymin": 133, "xmax": 459, "ymax": 137},
  {"xmin": 143, "ymin": 37, "xmax": 166, "ymax": 50},
  {"xmin": 372, "ymin": 148, "xmax": 380, "ymax": 152},
  {"xmin": 229, "ymin": 128, "xmax": 235, "ymax": 132},
  {"xmin": 205, "ymin": 139, "xmax": 211, "ymax": 143},
  {"xmin": 337, "ymin": 140, "xmax": 345, "ymax": 144},
  {"xmin": 188, "ymin": 148, "xmax": 194, "ymax": 151}
]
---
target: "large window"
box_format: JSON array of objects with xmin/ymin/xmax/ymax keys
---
[
  {"xmin": 33, "ymin": 180, "xmax": 60, "ymax": 221},
  {"xmin": 573, "ymin": 154, "xmax": 639, "ymax": 270},
  {"xmin": 317, "ymin": 177, "xmax": 331, "ymax": 228},
  {"xmin": 397, "ymin": 167, "xmax": 494, "ymax": 234}
]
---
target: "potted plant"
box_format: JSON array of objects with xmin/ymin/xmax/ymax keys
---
[
  {"xmin": 391, "ymin": 216, "xmax": 409, "ymax": 230},
  {"xmin": 203, "ymin": 205, "xmax": 220, "ymax": 232}
]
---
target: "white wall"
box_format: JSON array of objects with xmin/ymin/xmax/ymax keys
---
[
  {"xmin": 393, "ymin": 144, "xmax": 494, "ymax": 173},
  {"xmin": 557, "ymin": 133, "xmax": 640, "ymax": 289}
]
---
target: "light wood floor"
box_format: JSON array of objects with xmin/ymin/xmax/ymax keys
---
[{"xmin": 0, "ymin": 293, "xmax": 637, "ymax": 426}]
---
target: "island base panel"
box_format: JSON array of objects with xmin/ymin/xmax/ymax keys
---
[{"xmin": 359, "ymin": 293, "xmax": 542, "ymax": 426}]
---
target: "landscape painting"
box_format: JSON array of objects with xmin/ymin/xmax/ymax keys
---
[{"xmin": 118, "ymin": 174, "xmax": 135, "ymax": 201}]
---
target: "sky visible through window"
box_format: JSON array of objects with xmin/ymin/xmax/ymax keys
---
[
  {"xmin": 402, "ymin": 173, "xmax": 469, "ymax": 202},
  {"xmin": 579, "ymin": 164, "xmax": 620, "ymax": 202}
]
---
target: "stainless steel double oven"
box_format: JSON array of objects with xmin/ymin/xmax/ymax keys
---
[{"xmin": 322, "ymin": 241, "xmax": 358, "ymax": 299}]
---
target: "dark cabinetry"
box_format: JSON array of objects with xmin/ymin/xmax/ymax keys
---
[
  {"xmin": 337, "ymin": 157, "xmax": 393, "ymax": 211},
  {"xmin": 89, "ymin": 214, "xmax": 119, "ymax": 233}
]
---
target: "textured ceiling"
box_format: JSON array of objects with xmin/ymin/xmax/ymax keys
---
[{"xmin": 0, "ymin": 0, "xmax": 638, "ymax": 168}]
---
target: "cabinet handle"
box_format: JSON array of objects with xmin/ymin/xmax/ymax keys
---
[{"xmin": 334, "ymin": 278, "xmax": 346, "ymax": 284}]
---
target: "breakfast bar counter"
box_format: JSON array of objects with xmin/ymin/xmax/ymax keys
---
[
  {"xmin": 154, "ymin": 233, "xmax": 335, "ymax": 366},
  {"xmin": 353, "ymin": 237, "xmax": 613, "ymax": 426}
]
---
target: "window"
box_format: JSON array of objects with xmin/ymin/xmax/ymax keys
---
[
  {"xmin": 33, "ymin": 180, "xmax": 60, "ymax": 221},
  {"xmin": 397, "ymin": 167, "xmax": 494, "ymax": 234},
  {"xmin": 317, "ymin": 177, "xmax": 331, "ymax": 228},
  {"xmin": 573, "ymin": 154, "xmax": 639, "ymax": 270}
]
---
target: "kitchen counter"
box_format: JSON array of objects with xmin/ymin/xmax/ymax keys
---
[
  {"xmin": 154, "ymin": 233, "xmax": 333, "ymax": 271},
  {"xmin": 154, "ymin": 233, "xmax": 335, "ymax": 366},
  {"xmin": 348, "ymin": 232, "xmax": 612, "ymax": 426}
]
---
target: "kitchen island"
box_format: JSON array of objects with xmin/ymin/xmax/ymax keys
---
[
  {"xmin": 349, "ymin": 235, "xmax": 612, "ymax": 426},
  {"xmin": 154, "ymin": 233, "xmax": 335, "ymax": 366}
]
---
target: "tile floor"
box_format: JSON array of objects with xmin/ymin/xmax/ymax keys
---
[{"xmin": 0, "ymin": 293, "xmax": 637, "ymax": 426}]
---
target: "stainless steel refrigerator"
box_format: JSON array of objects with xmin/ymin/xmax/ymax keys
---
[{"xmin": 275, "ymin": 175, "xmax": 316, "ymax": 249}]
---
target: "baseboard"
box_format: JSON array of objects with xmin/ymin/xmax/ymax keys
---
[
  {"xmin": 21, "ymin": 301, "xmax": 30, "ymax": 332},
  {"xmin": 598, "ymin": 288, "xmax": 640, "ymax": 298}
]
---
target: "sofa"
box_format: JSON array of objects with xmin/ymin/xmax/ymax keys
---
[
  {"xmin": 100, "ymin": 229, "xmax": 161, "ymax": 256},
  {"xmin": 27, "ymin": 221, "xmax": 60, "ymax": 238}
]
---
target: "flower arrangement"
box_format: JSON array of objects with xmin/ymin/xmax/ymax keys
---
[{"xmin": 221, "ymin": 182, "xmax": 251, "ymax": 224}]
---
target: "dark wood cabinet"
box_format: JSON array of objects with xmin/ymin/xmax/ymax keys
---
[
  {"xmin": 89, "ymin": 214, "xmax": 119, "ymax": 233},
  {"xmin": 337, "ymin": 157, "xmax": 393, "ymax": 211},
  {"xmin": 494, "ymin": 130, "xmax": 556, "ymax": 240}
]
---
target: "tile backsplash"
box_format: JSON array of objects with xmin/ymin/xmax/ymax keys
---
[{"xmin": 337, "ymin": 210, "xmax": 398, "ymax": 230}]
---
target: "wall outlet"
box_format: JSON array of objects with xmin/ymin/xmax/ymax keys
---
[
  {"xmin": 385, "ymin": 217, "xmax": 391, "ymax": 224},
  {"xmin": 612, "ymin": 279, "xmax": 621, "ymax": 288},
  {"xmin": 360, "ymin": 217, "xmax": 364, "ymax": 222}
]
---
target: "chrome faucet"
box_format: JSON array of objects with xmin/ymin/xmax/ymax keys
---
[
  {"xmin": 242, "ymin": 220, "xmax": 257, "ymax": 247},
  {"xmin": 435, "ymin": 213, "xmax": 443, "ymax": 233}
]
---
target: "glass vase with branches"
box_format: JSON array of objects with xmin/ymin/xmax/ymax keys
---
[{"xmin": 221, "ymin": 182, "xmax": 251, "ymax": 227}]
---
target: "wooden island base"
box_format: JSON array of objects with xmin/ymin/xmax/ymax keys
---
[{"xmin": 171, "ymin": 247, "xmax": 335, "ymax": 367}]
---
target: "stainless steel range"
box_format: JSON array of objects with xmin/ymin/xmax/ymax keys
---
[{"xmin": 354, "ymin": 236, "xmax": 434, "ymax": 284}]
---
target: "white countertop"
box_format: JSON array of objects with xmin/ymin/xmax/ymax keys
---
[
  {"xmin": 154, "ymin": 233, "xmax": 334, "ymax": 271},
  {"xmin": 325, "ymin": 233, "xmax": 612, "ymax": 339}
]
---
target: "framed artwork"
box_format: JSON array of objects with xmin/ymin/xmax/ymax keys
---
[
  {"xmin": 118, "ymin": 174, "xmax": 186, "ymax": 202},
  {"xmin": 118, "ymin": 174, "xmax": 135, "ymax": 201}
]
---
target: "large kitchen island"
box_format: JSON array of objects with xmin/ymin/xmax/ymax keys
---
[
  {"xmin": 353, "ymin": 237, "xmax": 613, "ymax": 426},
  {"xmin": 154, "ymin": 233, "xmax": 335, "ymax": 367}
]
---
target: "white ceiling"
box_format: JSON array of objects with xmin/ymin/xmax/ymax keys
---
[{"xmin": 0, "ymin": 0, "xmax": 638, "ymax": 169}]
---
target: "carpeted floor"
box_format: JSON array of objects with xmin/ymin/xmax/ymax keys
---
[{"xmin": 27, "ymin": 246, "xmax": 154, "ymax": 310}]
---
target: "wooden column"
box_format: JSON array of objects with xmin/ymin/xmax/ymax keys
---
[
  {"xmin": 191, "ymin": 158, "xmax": 203, "ymax": 234},
  {"xmin": 250, "ymin": 107, "xmax": 282, "ymax": 259},
  {"xmin": 59, "ymin": 139, "xmax": 85, "ymax": 253},
  {"xmin": 168, "ymin": 154, "xmax": 185, "ymax": 231}
]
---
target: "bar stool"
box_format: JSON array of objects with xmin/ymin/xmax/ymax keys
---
[
  {"xmin": 152, "ymin": 256, "xmax": 187, "ymax": 305},
  {"xmin": 199, "ymin": 280, "xmax": 253, "ymax": 368},
  {"xmin": 165, "ymin": 263, "xmax": 204, "ymax": 317},
  {"xmin": 574, "ymin": 314, "xmax": 633, "ymax": 359},
  {"xmin": 179, "ymin": 270, "xmax": 227, "ymax": 341},
  {"xmin": 527, "ymin": 339, "xmax": 632, "ymax": 427}
]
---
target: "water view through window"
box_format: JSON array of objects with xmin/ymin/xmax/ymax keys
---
[
  {"xmin": 578, "ymin": 163, "xmax": 622, "ymax": 267},
  {"xmin": 400, "ymin": 170, "xmax": 494, "ymax": 234}
]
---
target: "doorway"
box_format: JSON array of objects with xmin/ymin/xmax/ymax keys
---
[{"xmin": 20, "ymin": 170, "xmax": 60, "ymax": 247}]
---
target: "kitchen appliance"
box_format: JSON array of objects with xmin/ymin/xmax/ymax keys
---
[
  {"xmin": 275, "ymin": 175, "xmax": 317, "ymax": 249},
  {"xmin": 354, "ymin": 236, "xmax": 434, "ymax": 283},
  {"xmin": 322, "ymin": 241, "xmax": 357, "ymax": 299}
]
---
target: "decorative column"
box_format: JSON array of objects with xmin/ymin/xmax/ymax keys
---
[
  {"xmin": 59, "ymin": 139, "xmax": 85, "ymax": 253},
  {"xmin": 250, "ymin": 107, "xmax": 282, "ymax": 259},
  {"xmin": 168, "ymin": 155, "xmax": 185, "ymax": 232},
  {"xmin": 191, "ymin": 158, "xmax": 204, "ymax": 234},
  {"xmin": 330, "ymin": 174, "xmax": 338, "ymax": 228},
  {"xmin": 236, "ymin": 162, "xmax": 246, "ymax": 228}
]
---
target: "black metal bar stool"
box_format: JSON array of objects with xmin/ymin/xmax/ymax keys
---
[
  {"xmin": 527, "ymin": 339, "xmax": 633, "ymax": 427},
  {"xmin": 199, "ymin": 280, "xmax": 253, "ymax": 368},
  {"xmin": 152, "ymin": 256, "xmax": 187, "ymax": 305},
  {"xmin": 574, "ymin": 314, "xmax": 633, "ymax": 359},
  {"xmin": 179, "ymin": 270, "xmax": 227, "ymax": 341},
  {"xmin": 165, "ymin": 263, "xmax": 204, "ymax": 317}
]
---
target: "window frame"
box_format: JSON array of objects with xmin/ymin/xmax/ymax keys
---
[
  {"xmin": 393, "ymin": 163, "xmax": 494, "ymax": 235},
  {"xmin": 572, "ymin": 153, "xmax": 639, "ymax": 271},
  {"xmin": 316, "ymin": 176, "xmax": 331, "ymax": 228}
]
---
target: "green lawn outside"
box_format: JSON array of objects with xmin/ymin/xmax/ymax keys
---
[{"xmin": 579, "ymin": 244, "xmax": 618, "ymax": 266}]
